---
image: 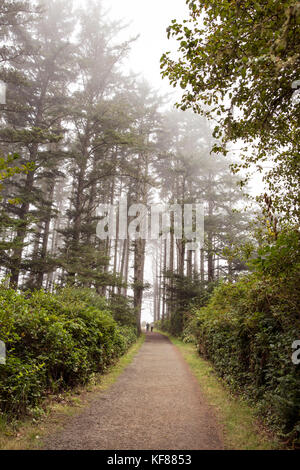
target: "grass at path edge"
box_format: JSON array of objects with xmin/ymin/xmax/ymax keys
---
[
  {"xmin": 159, "ymin": 331, "xmax": 281, "ymax": 450},
  {"xmin": 0, "ymin": 334, "xmax": 145, "ymax": 450}
]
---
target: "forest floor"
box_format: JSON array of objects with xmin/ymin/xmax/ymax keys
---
[{"xmin": 43, "ymin": 332, "xmax": 223, "ymax": 450}]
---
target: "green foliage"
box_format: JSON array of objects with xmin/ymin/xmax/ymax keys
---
[
  {"xmin": 187, "ymin": 246, "xmax": 300, "ymax": 444},
  {"xmin": 250, "ymin": 230, "xmax": 300, "ymax": 277},
  {"xmin": 161, "ymin": 0, "xmax": 300, "ymax": 221},
  {"xmin": 108, "ymin": 294, "xmax": 136, "ymax": 327},
  {"xmin": 161, "ymin": 271, "xmax": 218, "ymax": 336},
  {"xmin": 0, "ymin": 287, "xmax": 137, "ymax": 418},
  {"xmin": 0, "ymin": 153, "xmax": 34, "ymax": 194}
]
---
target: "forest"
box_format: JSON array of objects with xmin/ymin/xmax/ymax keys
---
[{"xmin": 0, "ymin": 0, "xmax": 299, "ymax": 451}]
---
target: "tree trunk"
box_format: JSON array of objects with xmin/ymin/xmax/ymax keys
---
[
  {"xmin": 200, "ymin": 248, "xmax": 205, "ymax": 282},
  {"xmin": 133, "ymin": 238, "xmax": 146, "ymax": 335},
  {"xmin": 10, "ymin": 167, "xmax": 35, "ymax": 288}
]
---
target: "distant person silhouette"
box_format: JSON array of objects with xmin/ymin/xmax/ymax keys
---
[
  {"xmin": 146, "ymin": 323, "xmax": 150, "ymax": 332},
  {"xmin": 151, "ymin": 325, "xmax": 154, "ymax": 332}
]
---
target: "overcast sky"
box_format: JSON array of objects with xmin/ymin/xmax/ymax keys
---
[
  {"xmin": 105, "ymin": 0, "xmax": 188, "ymax": 91},
  {"xmin": 76, "ymin": 0, "xmax": 189, "ymax": 98}
]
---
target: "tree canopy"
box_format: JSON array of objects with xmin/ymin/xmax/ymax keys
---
[{"xmin": 161, "ymin": 0, "xmax": 300, "ymax": 221}]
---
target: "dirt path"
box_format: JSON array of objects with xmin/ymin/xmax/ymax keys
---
[{"xmin": 44, "ymin": 333, "xmax": 223, "ymax": 450}]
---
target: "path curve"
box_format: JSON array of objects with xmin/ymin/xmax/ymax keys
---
[{"xmin": 44, "ymin": 333, "xmax": 223, "ymax": 450}]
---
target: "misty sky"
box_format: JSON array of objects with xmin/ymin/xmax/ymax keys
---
[
  {"xmin": 105, "ymin": 0, "xmax": 187, "ymax": 89},
  {"xmin": 76, "ymin": 0, "xmax": 188, "ymax": 98}
]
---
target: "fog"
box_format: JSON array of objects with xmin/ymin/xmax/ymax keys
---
[
  {"xmin": 0, "ymin": 0, "xmax": 274, "ymax": 326},
  {"xmin": 77, "ymin": 0, "xmax": 188, "ymax": 98},
  {"xmin": 75, "ymin": 0, "xmax": 192, "ymax": 323}
]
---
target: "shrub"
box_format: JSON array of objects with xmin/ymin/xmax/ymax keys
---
[
  {"xmin": 0, "ymin": 287, "xmax": 137, "ymax": 418},
  {"xmin": 250, "ymin": 230, "xmax": 300, "ymax": 277},
  {"xmin": 190, "ymin": 273, "xmax": 300, "ymax": 444},
  {"xmin": 107, "ymin": 294, "xmax": 136, "ymax": 327}
]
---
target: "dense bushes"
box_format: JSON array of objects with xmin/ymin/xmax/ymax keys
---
[
  {"xmin": 184, "ymin": 231, "xmax": 300, "ymax": 444},
  {"xmin": 0, "ymin": 287, "xmax": 137, "ymax": 418}
]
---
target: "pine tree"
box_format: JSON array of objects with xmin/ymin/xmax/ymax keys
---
[
  {"xmin": 155, "ymin": 110, "xmax": 250, "ymax": 330},
  {"xmin": 0, "ymin": 0, "xmax": 76, "ymax": 287},
  {"xmin": 58, "ymin": 1, "xmax": 135, "ymax": 290}
]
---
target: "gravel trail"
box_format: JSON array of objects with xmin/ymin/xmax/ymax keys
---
[{"xmin": 44, "ymin": 333, "xmax": 223, "ymax": 450}]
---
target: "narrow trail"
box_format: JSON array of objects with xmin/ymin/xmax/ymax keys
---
[{"xmin": 44, "ymin": 333, "xmax": 223, "ymax": 450}]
